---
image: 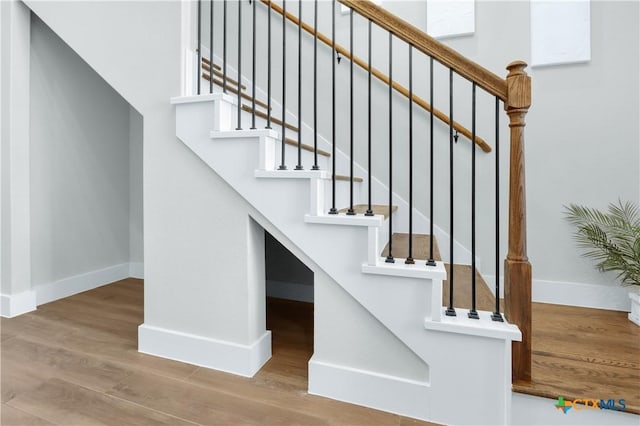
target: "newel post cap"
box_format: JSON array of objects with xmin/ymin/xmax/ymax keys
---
[
  {"xmin": 506, "ymin": 60, "xmax": 529, "ymax": 77},
  {"xmin": 505, "ymin": 60, "xmax": 531, "ymax": 110}
]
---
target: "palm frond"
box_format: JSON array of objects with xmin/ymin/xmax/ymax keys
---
[{"xmin": 564, "ymin": 200, "xmax": 640, "ymax": 286}]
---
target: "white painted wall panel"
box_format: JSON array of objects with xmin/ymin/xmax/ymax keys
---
[
  {"xmin": 531, "ymin": 0, "xmax": 591, "ymax": 67},
  {"xmin": 30, "ymin": 15, "xmax": 130, "ymax": 287},
  {"xmin": 427, "ymin": 0, "xmax": 475, "ymax": 39}
]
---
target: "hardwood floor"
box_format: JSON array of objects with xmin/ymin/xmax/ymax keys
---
[
  {"xmin": 513, "ymin": 302, "xmax": 640, "ymax": 414},
  {"xmin": 0, "ymin": 279, "xmax": 434, "ymax": 425},
  {"xmin": 2, "ymin": 279, "xmax": 638, "ymax": 423}
]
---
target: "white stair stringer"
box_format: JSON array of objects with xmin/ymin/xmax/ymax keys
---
[{"xmin": 172, "ymin": 94, "xmax": 522, "ymax": 425}]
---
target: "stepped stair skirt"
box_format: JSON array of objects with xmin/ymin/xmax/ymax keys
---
[{"xmin": 160, "ymin": 92, "xmax": 521, "ymax": 425}]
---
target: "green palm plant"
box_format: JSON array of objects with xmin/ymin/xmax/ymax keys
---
[{"xmin": 565, "ymin": 200, "xmax": 640, "ymax": 287}]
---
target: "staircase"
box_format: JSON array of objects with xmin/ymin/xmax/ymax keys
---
[{"xmin": 167, "ymin": 1, "xmax": 531, "ymax": 424}]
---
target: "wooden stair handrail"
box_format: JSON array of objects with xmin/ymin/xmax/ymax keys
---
[
  {"xmin": 338, "ymin": 0, "xmax": 508, "ymax": 101},
  {"xmin": 259, "ymin": 0, "xmax": 491, "ymax": 153}
]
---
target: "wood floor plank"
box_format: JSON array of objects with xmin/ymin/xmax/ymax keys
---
[
  {"xmin": 1, "ymin": 356, "xmax": 47, "ymax": 404},
  {"xmin": 3, "ymin": 315, "xmax": 198, "ymax": 382},
  {"xmin": 186, "ymin": 366, "xmax": 427, "ymax": 426},
  {"xmin": 1, "ymin": 312, "xmax": 78, "ymax": 344},
  {"xmin": 108, "ymin": 371, "xmax": 329, "ymax": 425},
  {"xmin": 1, "ymin": 336, "xmax": 131, "ymax": 397},
  {"xmin": 0, "ymin": 332, "xmax": 15, "ymax": 342},
  {"xmin": 36, "ymin": 301, "xmax": 140, "ymax": 341},
  {"xmin": 0, "ymin": 403, "xmax": 55, "ymax": 426},
  {"xmin": 8, "ymin": 378, "xmax": 195, "ymax": 426},
  {"xmin": 512, "ymin": 301, "xmax": 640, "ymax": 414}
]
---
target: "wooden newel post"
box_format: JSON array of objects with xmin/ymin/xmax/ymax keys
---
[{"xmin": 504, "ymin": 60, "xmax": 532, "ymax": 384}]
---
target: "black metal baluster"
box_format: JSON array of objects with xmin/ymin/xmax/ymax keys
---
[
  {"xmin": 278, "ymin": 0, "xmax": 287, "ymax": 170},
  {"xmin": 209, "ymin": 0, "xmax": 213, "ymax": 93},
  {"xmin": 406, "ymin": 46, "xmax": 414, "ymax": 264},
  {"xmin": 386, "ymin": 33, "xmax": 394, "ymax": 264},
  {"xmin": 427, "ymin": 57, "xmax": 436, "ymax": 267},
  {"xmin": 266, "ymin": 0, "xmax": 272, "ymax": 129},
  {"xmin": 347, "ymin": 9, "xmax": 355, "ymax": 215},
  {"xmin": 469, "ymin": 83, "xmax": 479, "ymax": 320},
  {"xmin": 236, "ymin": 0, "xmax": 242, "ymax": 130},
  {"xmin": 250, "ymin": 0, "xmax": 256, "ymax": 128},
  {"xmin": 492, "ymin": 97, "xmax": 504, "ymax": 322},
  {"xmin": 329, "ymin": 0, "xmax": 337, "ymax": 214},
  {"xmin": 312, "ymin": 0, "xmax": 319, "ymax": 170},
  {"xmin": 197, "ymin": 0, "xmax": 202, "ymax": 95},
  {"xmin": 445, "ymin": 68, "xmax": 456, "ymax": 317},
  {"xmin": 365, "ymin": 19, "xmax": 373, "ymax": 217},
  {"xmin": 223, "ymin": 0, "xmax": 227, "ymax": 93},
  {"xmin": 296, "ymin": 0, "xmax": 303, "ymax": 170}
]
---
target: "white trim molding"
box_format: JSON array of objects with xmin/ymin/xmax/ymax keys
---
[
  {"xmin": 138, "ymin": 324, "xmax": 272, "ymax": 378},
  {"xmin": 484, "ymin": 274, "xmax": 632, "ymax": 312},
  {"xmin": 129, "ymin": 262, "xmax": 144, "ymax": 279},
  {"xmin": 0, "ymin": 290, "xmax": 37, "ymax": 318},
  {"xmin": 35, "ymin": 263, "xmax": 131, "ymax": 306},
  {"xmin": 308, "ymin": 358, "xmax": 431, "ymax": 422},
  {"xmin": 532, "ymin": 279, "xmax": 631, "ymax": 312}
]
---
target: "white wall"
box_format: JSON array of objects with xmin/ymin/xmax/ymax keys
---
[
  {"xmin": 313, "ymin": 267, "xmax": 429, "ymax": 381},
  {"xmin": 21, "ymin": 0, "xmax": 270, "ymax": 351},
  {"xmin": 1, "ymin": 0, "xmax": 33, "ymax": 314},
  {"xmin": 129, "ymin": 106, "xmax": 144, "ymax": 277},
  {"xmin": 29, "ymin": 14, "xmax": 131, "ymax": 288}
]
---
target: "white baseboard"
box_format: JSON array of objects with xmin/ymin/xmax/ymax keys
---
[
  {"xmin": 266, "ymin": 279, "xmax": 313, "ymax": 303},
  {"xmin": 533, "ymin": 279, "xmax": 631, "ymax": 312},
  {"xmin": 308, "ymin": 358, "xmax": 431, "ymax": 422},
  {"xmin": 484, "ymin": 274, "xmax": 631, "ymax": 312},
  {"xmin": 129, "ymin": 262, "xmax": 144, "ymax": 279},
  {"xmin": 138, "ymin": 324, "xmax": 272, "ymax": 378},
  {"xmin": 0, "ymin": 290, "xmax": 37, "ymax": 318},
  {"xmin": 35, "ymin": 263, "xmax": 130, "ymax": 306}
]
